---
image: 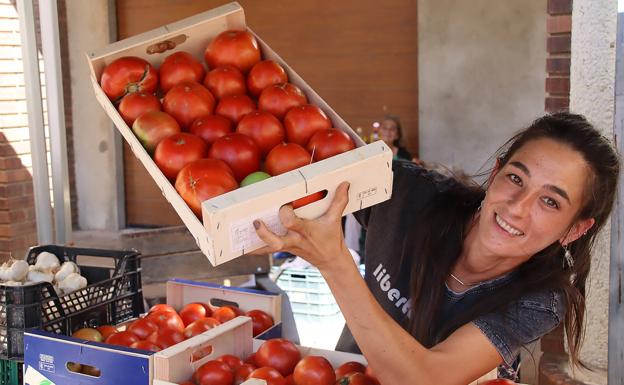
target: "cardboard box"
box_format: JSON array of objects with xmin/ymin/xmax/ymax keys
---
[{"xmin": 86, "ymin": 2, "xmax": 394, "ymax": 266}]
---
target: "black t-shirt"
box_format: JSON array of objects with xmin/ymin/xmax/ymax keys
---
[{"xmin": 336, "ymin": 161, "xmax": 565, "ymax": 376}]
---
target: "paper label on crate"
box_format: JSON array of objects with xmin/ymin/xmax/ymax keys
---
[
  {"xmin": 24, "ymin": 365, "xmax": 56, "ymax": 385},
  {"xmin": 230, "ymin": 206, "xmax": 286, "ymax": 253}
]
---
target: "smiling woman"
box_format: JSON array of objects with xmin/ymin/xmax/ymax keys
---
[{"xmin": 253, "ymin": 112, "xmax": 620, "ymax": 384}]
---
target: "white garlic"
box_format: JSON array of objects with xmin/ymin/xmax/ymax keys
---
[
  {"xmin": 8, "ymin": 260, "xmax": 29, "ymax": 281},
  {"xmin": 26, "ymin": 269, "xmax": 54, "ymax": 284},
  {"xmin": 0, "ymin": 266, "xmax": 11, "ymax": 282},
  {"xmin": 54, "ymin": 262, "xmax": 79, "ymax": 283},
  {"xmin": 3, "ymin": 280, "xmax": 22, "ymax": 286},
  {"xmin": 58, "ymin": 273, "xmax": 88, "ymax": 294},
  {"xmin": 34, "ymin": 252, "xmax": 60, "ymax": 273}
]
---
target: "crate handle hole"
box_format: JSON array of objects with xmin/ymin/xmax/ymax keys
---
[
  {"xmin": 209, "ymin": 298, "xmax": 240, "ymax": 309},
  {"xmin": 191, "ymin": 344, "xmax": 214, "ymax": 362},
  {"xmin": 67, "ymin": 362, "xmax": 101, "ymax": 378},
  {"xmin": 146, "ymin": 34, "xmax": 188, "ymax": 54}
]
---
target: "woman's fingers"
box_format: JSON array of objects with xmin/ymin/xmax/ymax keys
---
[
  {"xmin": 323, "ymin": 182, "xmax": 350, "ymax": 221},
  {"xmin": 253, "ymin": 219, "xmax": 286, "ymax": 252},
  {"xmin": 279, "ymin": 204, "xmax": 305, "ymax": 232}
]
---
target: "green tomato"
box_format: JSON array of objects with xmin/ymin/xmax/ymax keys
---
[{"xmin": 240, "ymin": 171, "xmax": 271, "ymax": 187}]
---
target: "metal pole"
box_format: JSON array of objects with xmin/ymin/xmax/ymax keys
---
[
  {"xmin": 16, "ymin": 0, "xmax": 53, "ymax": 245},
  {"xmin": 39, "ymin": 0, "xmax": 72, "ymax": 243}
]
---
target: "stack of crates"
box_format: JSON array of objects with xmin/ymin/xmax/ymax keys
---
[{"xmin": 276, "ymin": 268, "xmax": 339, "ymax": 317}]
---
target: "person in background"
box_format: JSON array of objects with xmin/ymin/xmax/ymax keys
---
[{"xmin": 377, "ymin": 115, "xmax": 413, "ymax": 161}]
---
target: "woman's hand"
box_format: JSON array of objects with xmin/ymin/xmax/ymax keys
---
[{"xmin": 253, "ymin": 182, "xmax": 351, "ymax": 272}]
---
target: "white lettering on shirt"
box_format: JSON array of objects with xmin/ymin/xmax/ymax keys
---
[{"xmin": 372, "ymin": 263, "xmax": 411, "ymax": 315}]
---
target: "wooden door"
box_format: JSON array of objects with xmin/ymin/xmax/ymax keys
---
[{"xmin": 117, "ymin": 0, "xmax": 418, "ymax": 227}]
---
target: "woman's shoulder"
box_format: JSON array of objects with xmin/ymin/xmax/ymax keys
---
[{"xmin": 392, "ymin": 160, "xmax": 467, "ymax": 194}]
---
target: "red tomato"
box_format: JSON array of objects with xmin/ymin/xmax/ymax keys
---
[
  {"xmin": 100, "ymin": 56, "xmax": 158, "ymax": 101},
  {"xmin": 363, "ymin": 367, "xmax": 380, "ymax": 385},
  {"xmin": 293, "ymin": 356, "xmax": 335, "ymax": 385},
  {"xmin": 118, "ymin": 91, "xmax": 161, "ymax": 126},
  {"xmin": 245, "ymin": 352, "xmax": 258, "ymax": 366},
  {"xmin": 149, "ymin": 304, "xmax": 177, "ymax": 314},
  {"xmin": 159, "ymin": 51, "xmax": 205, "ymax": 93},
  {"xmin": 255, "ymin": 338, "xmax": 301, "ymax": 377},
  {"xmin": 291, "ymin": 191, "xmax": 326, "ymax": 210},
  {"xmin": 127, "ymin": 317, "xmax": 158, "ymax": 340},
  {"xmin": 215, "ymin": 94, "xmax": 256, "ymax": 124},
  {"xmin": 195, "ymin": 360, "xmax": 234, "ymax": 385},
  {"xmin": 183, "ymin": 317, "xmax": 221, "ymax": 339},
  {"xmin": 283, "ymin": 105, "xmax": 332, "ymax": 147},
  {"xmin": 247, "ymin": 60, "xmax": 288, "ymax": 97},
  {"xmin": 284, "ymin": 374, "xmax": 295, "ymax": 385},
  {"xmin": 264, "ymin": 143, "xmax": 311, "ymax": 176},
  {"xmin": 339, "ymin": 372, "xmax": 379, "ymax": 385},
  {"xmin": 154, "ymin": 133, "xmax": 209, "ymax": 181},
  {"xmin": 248, "ymin": 367, "xmax": 286, "ymax": 385},
  {"xmin": 208, "ymin": 133, "xmax": 261, "ymax": 182},
  {"xmin": 258, "ymin": 83, "xmax": 307, "ymax": 120},
  {"xmin": 212, "ymin": 305, "xmax": 244, "ymax": 324},
  {"xmin": 307, "ymin": 129, "xmax": 356, "ymax": 161},
  {"xmin": 146, "ymin": 310, "xmax": 185, "ymax": 333},
  {"xmin": 179, "ymin": 303, "xmax": 208, "ymax": 326},
  {"xmin": 217, "ymin": 354, "xmax": 244, "ymax": 371},
  {"xmin": 130, "ymin": 340, "xmax": 161, "ymax": 352},
  {"xmin": 234, "ymin": 363, "xmax": 256, "ymax": 385},
  {"xmin": 204, "ymin": 65, "xmax": 246, "ymax": 99},
  {"xmin": 481, "ymin": 380, "xmax": 516, "ymax": 385},
  {"xmin": 189, "ymin": 115, "xmax": 233, "ymax": 147},
  {"xmin": 96, "ymin": 325, "xmax": 118, "ymax": 341},
  {"xmin": 236, "ymin": 110, "xmax": 285, "ymax": 157},
  {"xmin": 105, "ymin": 331, "xmax": 140, "ymax": 347},
  {"xmin": 335, "ymin": 362, "xmax": 366, "ymax": 379},
  {"xmin": 197, "ymin": 302, "xmax": 213, "ymax": 316},
  {"xmin": 147, "ymin": 329, "xmax": 185, "ymax": 349},
  {"xmin": 204, "ymin": 30, "xmax": 261, "ymax": 74},
  {"xmin": 132, "ymin": 111, "xmax": 181, "ymax": 155},
  {"xmin": 245, "ymin": 309, "xmax": 274, "ymax": 337},
  {"xmin": 163, "ymin": 82, "xmax": 215, "ymax": 129}
]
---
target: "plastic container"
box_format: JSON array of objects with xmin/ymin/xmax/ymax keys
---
[
  {"xmin": 0, "ymin": 245, "xmax": 144, "ymax": 361},
  {"xmin": 0, "ymin": 358, "xmax": 21, "ymax": 385},
  {"xmin": 277, "ymin": 268, "xmax": 340, "ymax": 316}
]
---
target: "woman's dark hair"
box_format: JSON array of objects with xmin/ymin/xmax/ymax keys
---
[
  {"xmin": 382, "ymin": 115, "xmax": 403, "ymax": 147},
  {"xmin": 407, "ymin": 112, "xmax": 620, "ymax": 368}
]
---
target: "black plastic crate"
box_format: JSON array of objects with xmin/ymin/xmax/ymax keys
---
[
  {"xmin": 0, "ymin": 358, "xmax": 21, "ymax": 385},
  {"xmin": 0, "ymin": 245, "xmax": 144, "ymax": 361}
]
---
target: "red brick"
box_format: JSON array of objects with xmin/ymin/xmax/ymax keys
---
[
  {"xmin": 546, "ymin": 58, "xmax": 571, "ymax": 74},
  {"xmin": 0, "ymin": 221, "xmax": 36, "ymax": 237},
  {"xmin": 548, "ymin": 0, "xmax": 573, "ymax": 15},
  {"xmin": 546, "ymin": 77, "xmax": 570, "ymax": 95},
  {"xmin": 0, "ymin": 157, "xmax": 23, "ymax": 169},
  {"xmin": 547, "ymin": 35, "xmax": 571, "ymax": 53},
  {"xmin": 0, "ymin": 211, "xmax": 8, "ymax": 223},
  {"xmin": 0, "ymin": 182, "xmax": 32, "ymax": 198},
  {"xmin": 547, "ymin": 15, "xmax": 572, "ymax": 34},
  {"xmin": 0, "ymin": 195, "xmax": 34, "ymax": 210},
  {"xmin": 0, "ymin": 168, "xmax": 31, "ymax": 183},
  {"xmin": 545, "ymin": 97, "xmax": 570, "ymax": 112}
]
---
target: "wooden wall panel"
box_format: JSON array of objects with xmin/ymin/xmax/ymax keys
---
[{"xmin": 117, "ymin": 0, "xmax": 418, "ymax": 227}]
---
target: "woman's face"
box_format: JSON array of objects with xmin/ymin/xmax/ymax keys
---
[
  {"xmin": 478, "ymin": 138, "xmax": 594, "ymax": 260},
  {"xmin": 379, "ymin": 119, "xmax": 399, "ymax": 144}
]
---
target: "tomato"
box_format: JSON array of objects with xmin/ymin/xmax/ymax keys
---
[
  {"xmin": 215, "ymin": 94, "xmax": 256, "ymax": 124},
  {"xmin": 163, "ymin": 82, "xmax": 215, "ymax": 129},
  {"xmin": 336, "ymin": 373, "xmax": 379, "ymax": 385},
  {"xmin": 147, "ymin": 329, "xmax": 185, "ymax": 349},
  {"xmin": 217, "ymin": 354, "xmax": 244, "ymax": 371},
  {"xmin": 204, "ymin": 65, "xmax": 246, "ymax": 99},
  {"xmin": 284, "ymin": 374, "xmax": 295, "ymax": 385},
  {"xmin": 258, "ymin": 83, "xmax": 307, "ymax": 120},
  {"xmin": 208, "ymin": 133, "xmax": 261, "ymax": 182},
  {"xmin": 363, "ymin": 367, "xmax": 380, "ymax": 385},
  {"xmin": 175, "ymin": 159, "xmax": 238, "ymax": 218},
  {"xmin": 189, "ymin": 115, "xmax": 233, "ymax": 147},
  {"xmin": 335, "ymin": 362, "xmax": 366, "ymax": 380},
  {"xmin": 255, "ymin": 338, "xmax": 301, "ymax": 377},
  {"xmin": 264, "ymin": 143, "xmax": 311, "ymax": 176},
  {"xmin": 197, "ymin": 302, "xmax": 213, "ymax": 316},
  {"xmin": 283, "ymin": 105, "xmax": 332, "ymax": 147},
  {"xmin": 81, "ymin": 365, "xmax": 101, "ymax": 377},
  {"xmin": 184, "ymin": 317, "xmax": 221, "ymax": 339},
  {"xmin": 105, "ymin": 331, "xmax": 140, "ymax": 347},
  {"xmin": 146, "ymin": 310, "xmax": 185, "ymax": 333},
  {"xmin": 204, "ymin": 30, "xmax": 261, "ymax": 74},
  {"xmin": 180, "ymin": 303, "xmax": 208, "ymax": 326},
  {"xmin": 241, "ymin": 171, "xmax": 271, "ymax": 187},
  {"xmin": 71, "ymin": 328, "xmax": 103, "ymax": 342},
  {"xmin": 245, "ymin": 309, "xmax": 274, "ymax": 337},
  {"xmin": 96, "ymin": 325, "xmax": 118, "ymax": 341},
  {"xmin": 247, "ymin": 60, "xmax": 288, "ymax": 97},
  {"xmin": 130, "ymin": 340, "xmax": 161, "ymax": 352},
  {"xmin": 132, "ymin": 110, "xmax": 181, "ymax": 155},
  {"xmin": 307, "ymin": 129, "xmax": 356, "ymax": 161},
  {"xmin": 212, "ymin": 305, "xmax": 244, "ymax": 324},
  {"xmin": 159, "ymin": 51, "xmax": 205, "ymax": 93},
  {"xmin": 100, "ymin": 56, "xmax": 158, "ymax": 102},
  {"xmin": 293, "ymin": 356, "xmax": 335, "ymax": 385},
  {"xmin": 291, "ymin": 191, "xmax": 326, "ymax": 210},
  {"xmin": 236, "ymin": 110, "xmax": 285, "ymax": 157},
  {"xmin": 234, "ymin": 363, "xmax": 256, "ymax": 385},
  {"xmin": 245, "ymin": 352, "xmax": 258, "ymax": 366},
  {"xmin": 118, "ymin": 91, "xmax": 161, "ymax": 126},
  {"xmin": 154, "ymin": 133, "xmax": 208, "ymax": 181},
  {"xmin": 481, "ymin": 380, "xmax": 516, "ymax": 385},
  {"xmin": 127, "ymin": 317, "xmax": 158, "ymax": 340},
  {"xmin": 195, "ymin": 360, "xmax": 234, "ymax": 385},
  {"xmin": 149, "ymin": 304, "xmax": 177, "ymax": 314},
  {"xmin": 248, "ymin": 367, "xmax": 286, "ymax": 385}
]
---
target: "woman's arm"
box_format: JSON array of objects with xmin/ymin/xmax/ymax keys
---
[{"xmin": 253, "ymin": 183, "xmax": 502, "ymax": 385}]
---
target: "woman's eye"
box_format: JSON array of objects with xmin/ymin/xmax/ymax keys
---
[
  {"xmin": 542, "ymin": 197, "xmax": 559, "ymax": 209},
  {"xmin": 508, "ymin": 174, "xmax": 522, "ymax": 186}
]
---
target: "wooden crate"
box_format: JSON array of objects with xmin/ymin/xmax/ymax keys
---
[{"xmin": 86, "ymin": 2, "xmax": 394, "ymax": 266}]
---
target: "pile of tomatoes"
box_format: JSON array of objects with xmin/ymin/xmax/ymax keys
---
[
  {"xmin": 100, "ymin": 29, "xmax": 356, "ymax": 219},
  {"xmin": 71, "ymin": 302, "xmax": 274, "ymax": 353},
  {"xmin": 179, "ymin": 338, "xmax": 380, "ymax": 385}
]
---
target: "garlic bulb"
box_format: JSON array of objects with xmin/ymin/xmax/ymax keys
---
[
  {"xmin": 58, "ymin": 273, "xmax": 87, "ymax": 295},
  {"xmin": 27, "ymin": 269, "xmax": 54, "ymax": 284},
  {"xmin": 0, "ymin": 265, "xmax": 10, "ymax": 282},
  {"xmin": 34, "ymin": 252, "xmax": 60, "ymax": 273},
  {"xmin": 3, "ymin": 280, "xmax": 22, "ymax": 286},
  {"xmin": 54, "ymin": 262, "xmax": 79, "ymax": 283},
  {"xmin": 8, "ymin": 260, "xmax": 29, "ymax": 281}
]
